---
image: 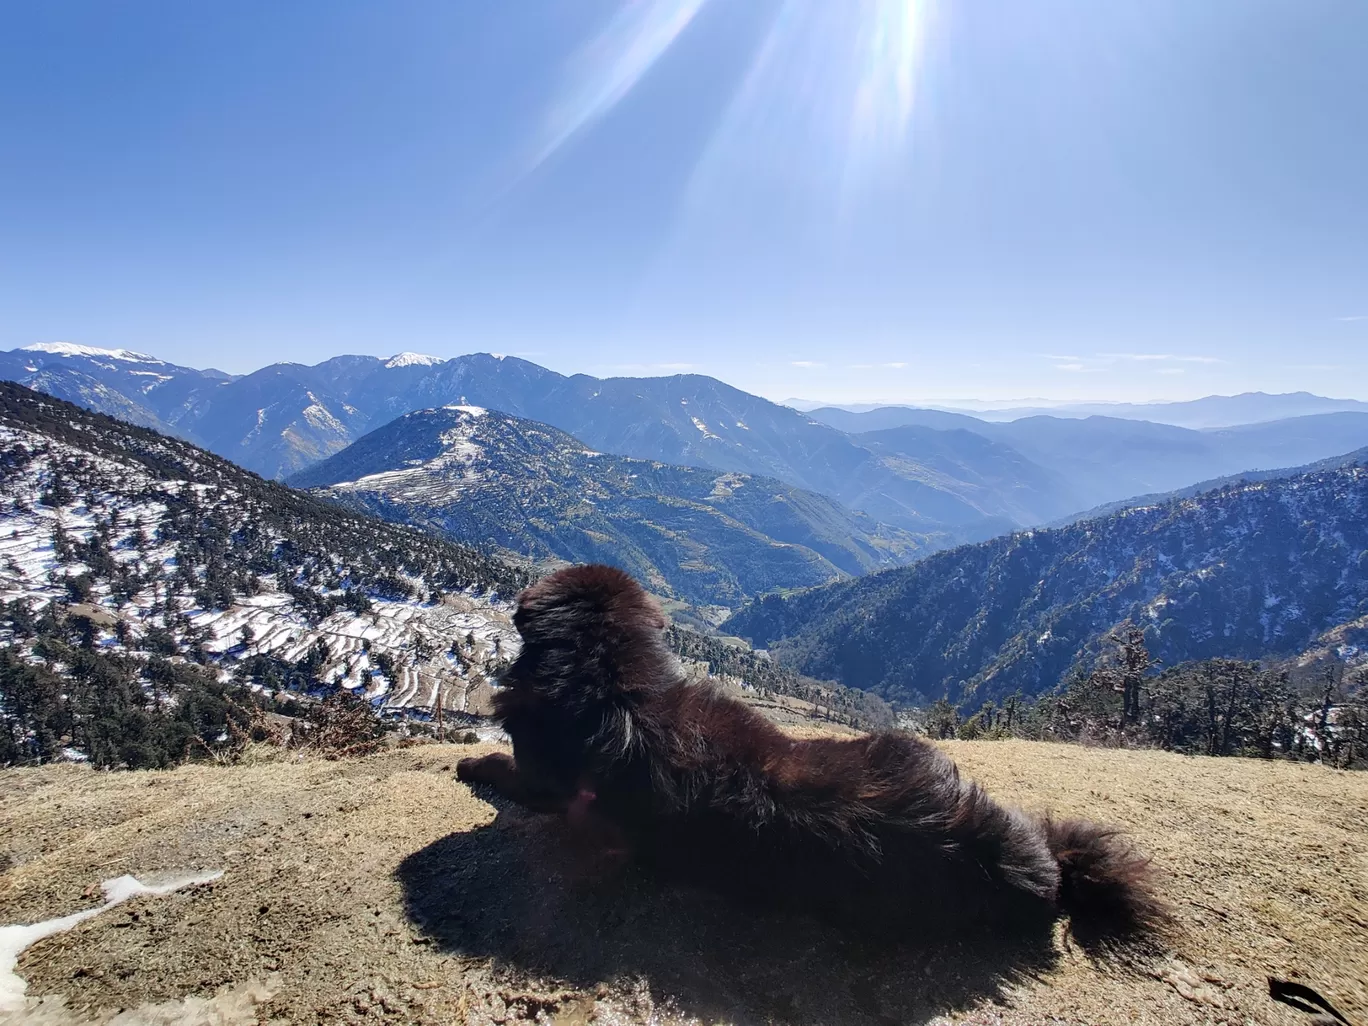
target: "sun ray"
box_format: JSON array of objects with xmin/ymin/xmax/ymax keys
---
[{"xmin": 528, "ymin": 0, "xmax": 712, "ymax": 174}]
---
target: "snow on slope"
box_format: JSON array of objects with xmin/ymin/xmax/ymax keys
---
[
  {"xmin": 21, "ymin": 342, "xmax": 162, "ymax": 364},
  {"xmin": 385, "ymin": 352, "xmax": 447, "ymax": 369},
  {"xmin": 0, "ymin": 422, "xmax": 520, "ymax": 720}
]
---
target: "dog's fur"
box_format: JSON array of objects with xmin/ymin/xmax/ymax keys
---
[{"xmin": 458, "ymin": 564, "xmax": 1165, "ymax": 947}]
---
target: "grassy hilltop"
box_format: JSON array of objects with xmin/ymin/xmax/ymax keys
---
[{"xmin": 2, "ymin": 737, "xmax": 1364, "ymax": 1026}]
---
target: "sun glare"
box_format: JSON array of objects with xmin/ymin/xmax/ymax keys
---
[
  {"xmin": 528, "ymin": 0, "xmax": 934, "ymax": 207},
  {"xmin": 529, "ymin": 0, "xmax": 712, "ymax": 174},
  {"xmin": 852, "ymin": 0, "xmax": 927, "ymax": 153}
]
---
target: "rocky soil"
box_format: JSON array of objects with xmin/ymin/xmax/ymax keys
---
[{"xmin": 1, "ymin": 738, "xmax": 1365, "ymax": 1025}]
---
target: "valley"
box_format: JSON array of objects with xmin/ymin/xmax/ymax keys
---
[{"xmin": 288, "ymin": 404, "xmax": 926, "ymax": 607}]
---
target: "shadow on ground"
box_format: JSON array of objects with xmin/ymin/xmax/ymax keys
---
[{"xmin": 395, "ymin": 791, "xmax": 1062, "ymax": 1026}]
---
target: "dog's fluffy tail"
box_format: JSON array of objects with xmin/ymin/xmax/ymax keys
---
[{"xmin": 1041, "ymin": 817, "xmax": 1168, "ymax": 950}]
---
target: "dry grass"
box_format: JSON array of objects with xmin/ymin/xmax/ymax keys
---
[{"xmin": 0, "ymin": 739, "xmax": 1363, "ymax": 1025}]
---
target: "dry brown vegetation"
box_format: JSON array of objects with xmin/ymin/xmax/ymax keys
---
[{"xmin": 0, "ymin": 737, "xmax": 1364, "ymax": 1025}]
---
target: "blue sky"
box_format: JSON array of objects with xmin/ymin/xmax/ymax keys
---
[{"xmin": 2, "ymin": 1, "xmax": 1365, "ymax": 403}]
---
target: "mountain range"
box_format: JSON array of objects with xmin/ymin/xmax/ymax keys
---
[
  {"xmin": 725, "ymin": 457, "xmax": 1368, "ymax": 708},
  {"xmin": 288, "ymin": 404, "xmax": 924, "ymax": 608},
  {"xmin": 811, "ymin": 404, "xmax": 1368, "ymax": 515},
  {"xmin": 9, "ymin": 344, "xmax": 1368, "ymax": 549},
  {"xmin": 803, "ymin": 391, "xmax": 1368, "ymax": 428},
  {"xmin": 0, "ymin": 344, "xmax": 1029, "ymax": 538}
]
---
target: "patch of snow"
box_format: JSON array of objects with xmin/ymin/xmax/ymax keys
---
[
  {"xmin": 300, "ymin": 397, "xmax": 346, "ymax": 434},
  {"xmin": 0, "ymin": 870, "xmax": 223, "ymax": 1011},
  {"xmin": 690, "ymin": 416, "xmax": 719, "ymax": 440},
  {"xmin": 385, "ymin": 352, "xmax": 447, "ymax": 369},
  {"xmin": 0, "ymin": 423, "xmax": 518, "ymax": 718},
  {"xmin": 21, "ymin": 342, "xmax": 161, "ymax": 364},
  {"xmin": 442, "ymin": 404, "xmax": 487, "ymax": 417}
]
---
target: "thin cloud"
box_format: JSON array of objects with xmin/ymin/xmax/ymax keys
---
[
  {"xmin": 1101, "ymin": 353, "xmax": 1223, "ymax": 364},
  {"xmin": 599, "ymin": 361, "xmax": 700, "ymax": 374},
  {"xmin": 1337, "ymin": 315, "xmax": 1368, "ymax": 323},
  {"xmin": 1040, "ymin": 352, "xmax": 1221, "ymax": 374},
  {"xmin": 791, "ymin": 360, "xmax": 826, "ymax": 369}
]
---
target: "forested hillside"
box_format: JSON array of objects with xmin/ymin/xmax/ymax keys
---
[
  {"xmin": 291, "ymin": 405, "xmax": 925, "ymax": 608},
  {"xmin": 726, "ymin": 462, "xmax": 1368, "ymax": 707},
  {"xmin": 0, "ymin": 382, "xmax": 529, "ymax": 766}
]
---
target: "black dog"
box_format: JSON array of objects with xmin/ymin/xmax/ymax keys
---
[{"xmin": 458, "ymin": 564, "xmax": 1165, "ymax": 947}]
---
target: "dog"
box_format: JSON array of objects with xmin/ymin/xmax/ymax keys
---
[{"xmin": 458, "ymin": 564, "xmax": 1165, "ymax": 947}]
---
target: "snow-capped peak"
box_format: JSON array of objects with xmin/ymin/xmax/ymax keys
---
[
  {"xmin": 385, "ymin": 352, "xmax": 447, "ymax": 369},
  {"xmin": 22, "ymin": 342, "xmax": 161, "ymax": 364},
  {"xmin": 442, "ymin": 404, "xmax": 487, "ymax": 417}
]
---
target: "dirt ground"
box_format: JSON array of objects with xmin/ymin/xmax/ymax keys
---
[{"xmin": 1, "ymin": 737, "xmax": 1365, "ymax": 1026}]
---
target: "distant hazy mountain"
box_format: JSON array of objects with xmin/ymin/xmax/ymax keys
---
[
  {"xmin": 1048, "ymin": 445, "xmax": 1368, "ymax": 525},
  {"xmin": 725, "ymin": 457, "xmax": 1368, "ymax": 708},
  {"xmin": 808, "ymin": 406, "xmax": 991, "ymax": 434},
  {"xmin": 853, "ymin": 425, "xmax": 1084, "ymax": 525},
  {"xmin": 290, "ymin": 405, "xmax": 927, "ymax": 608},
  {"xmin": 810, "ymin": 391, "xmax": 1368, "ymax": 430},
  {"xmin": 810, "ymin": 404, "xmax": 1368, "ymax": 515}
]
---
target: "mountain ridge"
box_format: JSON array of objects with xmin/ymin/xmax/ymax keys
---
[
  {"xmin": 289, "ymin": 404, "xmax": 927, "ymax": 608},
  {"xmin": 9, "ymin": 344, "xmax": 1368, "ymax": 545},
  {"xmin": 724, "ymin": 455, "xmax": 1368, "ymax": 708}
]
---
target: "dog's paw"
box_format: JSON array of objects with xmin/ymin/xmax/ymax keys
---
[{"xmin": 456, "ymin": 751, "xmax": 514, "ymax": 783}]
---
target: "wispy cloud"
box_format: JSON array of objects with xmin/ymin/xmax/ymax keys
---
[
  {"xmin": 1100, "ymin": 353, "xmax": 1223, "ymax": 364},
  {"xmin": 599, "ymin": 361, "xmax": 699, "ymax": 375},
  {"xmin": 791, "ymin": 360, "xmax": 826, "ymax": 369},
  {"xmin": 1039, "ymin": 352, "xmax": 1222, "ymax": 374},
  {"xmin": 1337, "ymin": 315, "xmax": 1368, "ymax": 323}
]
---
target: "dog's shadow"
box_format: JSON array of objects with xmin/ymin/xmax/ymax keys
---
[{"xmin": 395, "ymin": 790, "xmax": 1064, "ymax": 1026}]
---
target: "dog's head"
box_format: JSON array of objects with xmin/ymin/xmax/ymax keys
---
[
  {"xmin": 505, "ymin": 562, "xmax": 669, "ymax": 691},
  {"xmin": 504, "ymin": 565, "xmax": 669, "ymax": 704},
  {"xmin": 514, "ymin": 564, "xmax": 666, "ymax": 638},
  {"xmin": 491, "ymin": 565, "xmax": 674, "ymax": 783}
]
